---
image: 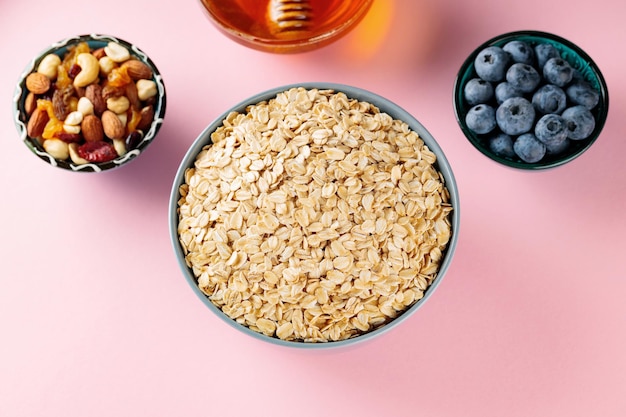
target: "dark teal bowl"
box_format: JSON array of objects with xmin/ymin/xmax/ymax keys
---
[{"xmin": 453, "ymin": 30, "xmax": 608, "ymax": 170}]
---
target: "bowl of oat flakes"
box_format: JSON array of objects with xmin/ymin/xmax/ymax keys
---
[
  {"xmin": 13, "ymin": 34, "xmax": 166, "ymax": 172},
  {"xmin": 169, "ymin": 83, "xmax": 459, "ymax": 348}
]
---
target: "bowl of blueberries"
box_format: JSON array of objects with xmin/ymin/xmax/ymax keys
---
[{"xmin": 453, "ymin": 30, "xmax": 608, "ymax": 169}]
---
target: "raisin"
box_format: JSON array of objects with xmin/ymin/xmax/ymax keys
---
[
  {"xmin": 55, "ymin": 132, "xmax": 82, "ymax": 143},
  {"xmin": 68, "ymin": 63, "xmax": 82, "ymax": 79},
  {"xmin": 52, "ymin": 85, "xmax": 75, "ymax": 120},
  {"xmin": 125, "ymin": 131, "xmax": 143, "ymax": 150},
  {"xmin": 77, "ymin": 141, "xmax": 118, "ymax": 163}
]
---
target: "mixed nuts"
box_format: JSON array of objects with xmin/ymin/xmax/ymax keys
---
[{"xmin": 23, "ymin": 40, "xmax": 158, "ymax": 164}]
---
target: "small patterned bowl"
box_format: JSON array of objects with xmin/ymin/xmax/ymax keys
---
[
  {"xmin": 169, "ymin": 82, "xmax": 460, "ymax": 348},
  {"xmin": 13, "ymin": 34, "xmax": 166, "ymax": 173},
  {"xmin": 453, "ymin": 30, "xmax": 608, "ymax": 170}
]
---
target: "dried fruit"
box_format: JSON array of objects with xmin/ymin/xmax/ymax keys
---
[
  {"xmin": 55, "ymin": 64, "xmax": 72, "ymax": 89},
  {"xmin": 125, "ymin": 131, "xmax": 143, "ymax": 149},
  {"xmin": 55, "ymin": 132, "xmax": 82, "ymax": 143},
  {"xmin": 107, "ymin": 65, "xmax": 131, "ymax": 88},
  {"xmin": 77, "ymin": 141, "xmax": 118, "ymax": 162},
  {"xmin": 52, "ymin": 85, "xmax": 75, "ymax": 120},
  {"xmin": 42, "ymin": 121, "xmax": 64, "ymax": 140},
  {"xmin": 68, "ymin": 63, "xmax": 82, "ymax": 79},
  {"xmin": 101, "ymin": 84, "xmax": 125, "ymax": 100}
]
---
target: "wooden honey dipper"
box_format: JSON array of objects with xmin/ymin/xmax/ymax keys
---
[{"xmin": 267, "ymin": 0, "xmax": 313, "ymax": 34}]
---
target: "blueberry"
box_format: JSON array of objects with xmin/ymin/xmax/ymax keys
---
[
  {"xmin": 532, "ymin": 84, "xmax": 567, "ymax": 114},
  {"xmin": 561, "ymin": 105, "xmax": 596, "ymax": 140},
  {"xmin": 543, "ymin": 57, "xmax": 574, "ymax": 87},
  {"xmin": 570, "ymin": 69, "xmax": 585, "ymax": 83},
  {"xmin": 514, "ymin": 133, "xmax": 546, "ymax": 163},
  {"xmin": 535, "ymin": 43, "xmax": 560, "ymax": 68},
  {"xmin": 465, "ymin": 104, "xmax": 497, "ymax": 134},
  {"xmin": 495, "ymin": 82, "xmax": 523, "ymax": 104},
  {"xmin": 534, "ymin": 114, "xmax": 568, "ymax": 147},
  {"xmin": 506, "ymin": 63, "xmax": 541, "ymax": 93},
  {"xmin": 474, "ymin": 46, "xmax": 510, "ymax": 82},
  {"xmin": 545, "ymin": 138, "xmax": 570, "ymax": 155},
  {"xmin": 565, "ymin": 81, "xmax": 600, "ymax": 110},
  {"xmin": 489, "ymin": 133, "xmax": 515, "ymax": 158},
  {"xmin": 503, "ymin": 40, "xmax": 534, "ymax": 65},
  {"xmin": 496, "ymin": 97, "xmax": 535, "ymax": 135},
  {"xmin": 464, "ymin": 78, "xmax": 494, "ymax": 105}
]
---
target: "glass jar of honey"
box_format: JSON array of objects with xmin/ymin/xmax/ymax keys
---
[{"xmin": 198, "ymin": 0, "xmax": 374, "ymax": 53}]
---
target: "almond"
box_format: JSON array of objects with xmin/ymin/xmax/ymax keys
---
[
  {"xmin": 85, "ymin": 84, "xmax": 106, "ymax": 116},
  {"xmin": 81, "ymin": 114, "xmax": 104, "ymax": 142},
  {"xmin": 137, "ymin": 105, "xmax": 154, "ymax": 131},
  {"xmin": 27, "ymin": 107, "xmax": 50, "ymax": 138},
  {"xmin": 25, "ymin": 72, "xmax": 50, "ymax": 94},
  {"xmin": 24, "ymin": 92, "xmax": 37, "ymax": 115},
  {"xmin": 101, "ymin": 110, "xmax": 125, "ymax": 139},
  {"xmin": 125, "ymin": 82, "xmax": 141, "ymax": 111},
  {"xmin": 91, "ymin": 47, "xmax": 107, "ymax": 60},
  {"xmin": 121, "ymin": 59, "xmax": 153, "ymax": 80}
]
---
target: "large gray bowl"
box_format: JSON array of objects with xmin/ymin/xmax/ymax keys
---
[{"xmin": 169, "ymin": 82, "xmax": 460, "ymax": 348}]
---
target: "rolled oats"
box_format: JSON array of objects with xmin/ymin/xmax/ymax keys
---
[{"xmin": 177, "ymin": 87, "xmax": 453, "ymax": 343}]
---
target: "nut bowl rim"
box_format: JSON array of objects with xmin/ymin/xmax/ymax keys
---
[
  {"xmin": 169, "ymin": 82, "xmax": 460, "ymax": 349},
  {"xmin": 12, "ymin": 33, "xmax": 167, "ymax": 173},
  {"xmin": 452, "ymin": 30, "xmax": 609, "ymax": 170}
]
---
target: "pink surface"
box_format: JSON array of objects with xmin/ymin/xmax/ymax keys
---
[{"xmin": 1, "ymin": 0, "xmax": 625, "ymax": 416}]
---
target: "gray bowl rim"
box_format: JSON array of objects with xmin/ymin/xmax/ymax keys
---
[
  {"xmin": 452, "ymin": 30, "xmax": 609, "ymax": 170},
  {"xmin": 169, "ymin": 82, "xmax": 460, "ymax": 349},
  {"xmin": 12, "ymin": 33, "xmax": 167, "ymax": 173}
]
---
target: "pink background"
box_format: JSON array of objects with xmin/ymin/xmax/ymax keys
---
[{"xmin": 1, "ymin": 0, "xmax": 625, "ymax": 415}]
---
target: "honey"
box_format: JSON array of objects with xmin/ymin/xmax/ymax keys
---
[{"xmin": 199, "ymin": 0, "xmax": 373, "ymax": 53}]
